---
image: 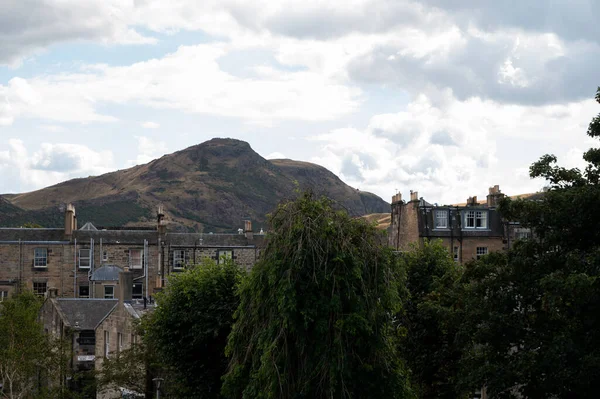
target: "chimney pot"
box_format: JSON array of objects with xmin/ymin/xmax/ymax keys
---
[
  {"xmin": 410, "ymin": 191, "xmax": 418, "ymax": 201},
  {"xmin": 119, "ymin": 269, "xmax": 133, "ymax": 305}
]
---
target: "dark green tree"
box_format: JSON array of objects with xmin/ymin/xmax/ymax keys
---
[
  {"xmin": 400, "ymin": 240, "xmax": 468, "ymax": 399},
  {"xmin": 0, "ymin": 291, "xmax": 69, "ymax": 399},
  {"xmin": 222, "ymin": 192, "xmax": 413, "ymax": 399},
  {"xmin": 458, "ymin": 87, "xmax": 600, "ymax": 398},
  {"xmin": 146, "ymin": 259, "xmax": 245, "ymax": 398}
]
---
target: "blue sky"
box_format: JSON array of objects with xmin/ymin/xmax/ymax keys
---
[{"xmin": 1, "ymin": 0, "xmax": 599, "ymax": 204}]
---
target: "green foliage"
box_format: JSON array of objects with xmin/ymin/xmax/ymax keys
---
[
  {"xmin": 400, "ymin": 240, "xmax": 468, "ymax": 399},
  {"xmin": 0, "ymin": 291, "xmax": 67, "ymax": 399},
  {"xmin": 96, "ymin": 341, "xmax": 147, "ymax": 397},
  {"xmin": 458, "ymin": 87, "xmax": 600, "ymax": 398},
  {"xmin": 222, "ymin": 192, "xmax": 413, "ymax": 399},
  {"xmin": 146, "ymin": 259, "xmax": 245, "ymax": 398}
]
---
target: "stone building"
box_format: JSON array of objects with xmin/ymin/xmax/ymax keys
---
[
  {"xmin": 39, "ymin": 290, "xmax": 118, "ymax": 396},
  {"xmin": 95, "ymin": 269, "xmax": 153, "ymax": 399},
  {"xmin": 0, "ymin": 205, "xmax": 265, "ymax": 301},
  {"xmin": 389, "ymin": 185, "xmax": 532, "ymax": 263}
]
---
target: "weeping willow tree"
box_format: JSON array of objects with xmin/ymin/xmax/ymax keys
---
[{"xmin": 222, "ymin": 192, "xmax": 413, "ymax": 399}]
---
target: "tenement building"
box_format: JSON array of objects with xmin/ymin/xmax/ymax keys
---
[
  {"xmin": 0, "ymin": 205, "xmax": 264, "ymax": 300},
  {"xmin": 389, "ymin": 185, "xmax": 532, "ymax": 263}
]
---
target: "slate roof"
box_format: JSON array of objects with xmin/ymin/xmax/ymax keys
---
[
  {"xmin": 90, "ymin": 265, "xmax": 123, "ymax": 282},
  {"xmin": 0, "ymin": 228, "xmax": 67, "ymax": 242},
  {"xmin": 165, "ymin": 232, "xmax": 265, "ymax": 247},
  {"xmin": 52, "ymin": 298, "xmax": 117, "ymax": 330},
  {"xmin": 79, "ymin": 222, "xmax": 98, "ymax": 231}
]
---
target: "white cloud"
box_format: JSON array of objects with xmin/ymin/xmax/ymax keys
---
[
  {"xmin": 141, "ymin": 121, "xmax": 160, "ymax": 129},
  {"xmin": 126, "ymin": 136, "xmax": 168, "ymax": 167},
  {"xmin": 265, "ymin": 152, "xmax": 286, "ymax": 159},
  {"xmin": 0, "ymin": 140, "xmax": 114, "ymax": 193},
  {"xmin": 0, "ymin": 44, "xmax": 361, "ymax": 126}
]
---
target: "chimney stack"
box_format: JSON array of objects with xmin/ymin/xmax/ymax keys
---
[
  {"xmin": 118, "ymin": 267, "xmax": 133, "ymax": 305},
  {"xmin": 487, "ymin": 185, "xmax": 504, "ymax": 207},
  {"xmin": 157, "ymin": 205, "xmax": 166, "ymax": 236},
  {"xmin": 64, "ymin": 204, "xmax": 76, "ymax": 236},
  {"xmin": 244, "ymin": 220, "xmax": 253, "ymax": 240},
  {"xmin": 410, "ymin": 190, "xmax": 419, "ymax": 202},
  {"xmin": 392, "ymin": 193, "xmax": 402, "ymax": 204}
]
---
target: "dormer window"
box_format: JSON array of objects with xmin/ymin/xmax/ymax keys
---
[
  {"xmin": 434, "ymin": 210, "xmax": 448, "ymax": 229},
  {"xmin": 464, "ymin": 210, "xmax": 487, "ymax": 229}
]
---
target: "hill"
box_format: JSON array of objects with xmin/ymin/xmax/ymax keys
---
[{"xmin": 0, "ymin": 138, "xmax": 390, "ymax": 232}]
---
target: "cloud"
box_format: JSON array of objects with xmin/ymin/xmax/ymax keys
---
[
  {"xmin": 0, "ymin": 140, "xmax": 114, "ymax": 193},
  {"xmin": 126, "ymin": 136, "xmax": 168, "ymax": 167},
  {"xmin": 1, "ymin": 44, "xmax": 361, "ymax": 126},
  {"xmin": 0, "ymin": 0, "xmax": 156, "ymax": 66},
  {"xmin": 310, "ymin": 91, "xmax": 598, "ymax": 204},
  {"xmin": 141, "ymin": 121, "xmax": 160, "ymax": 129}
]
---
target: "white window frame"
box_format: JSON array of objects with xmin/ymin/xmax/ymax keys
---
[
  {"xmin": 515, "ymin": 228, "xmax": 531, "ymax": 240},
  {"xmin": 173, "ymin": 250, "xmax": 185, "ymax": 270},
  {"xmin": 0, "ymin": 290, "xmax": 8, "ymax": 302},
  {"xmin": 102, "ymin": 250, "xmax": 109, "ymax": 262},
  {"xmin": 434, "ymin": 210, "xmax": 448, "ymax": 229},
  {"xmin": 218, "ymin": 250, "xmax": 233, "ymax": 265},
  {"xmin": 129, "ymin": 249, "xmax": 143, "ymax": 269},
  {"xmin": 117, "ymin": 332, "xmax": 123, "ymax": 354},
  {"xmin": 476, "ymin": 247, "xmax": 488, "ymax": 259},
  {"xmin": 104, "ymin": 331, "xmax": 110, "ymax": 358},
  {"xmin": 104, "ymin": 285, "xmax": 115, "ymax": 299},
  {"xmin": 79, "ymin": 249, "xmax": 91, "ymax": 269},
  {"xmin": 464, "ymin": 210, "xmax": 488, "ymax": 229},
  {"xmin": 453, "ymin": 246, "xmax": 460, "ymax": 262},
  {"xmin": 34, "ymin": 248, "xmax": 48, "ymax": 268},
  {"xmin": 33, "ymin": 282, "xmax": 47, "ymax": 297}
]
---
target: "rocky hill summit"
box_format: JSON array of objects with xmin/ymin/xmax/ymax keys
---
[{"xmin": 0, "ymin": 138, "xmax": 390, "ymax": 232}]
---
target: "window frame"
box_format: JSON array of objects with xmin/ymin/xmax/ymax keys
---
[
  {"xmin": 129, "ymin": 249, "xmax": 143, "ymax": 269},
  {"xmin": 464, "ymin": 210, "xmax": 488, "ymax": 229},
  {"xmin": 102, "ymin": 250, "xmax": 108, "ymax": 262},
  {"xmin": 173, "ymin": 249, "xmax": 186, "ymax": 270},
  {"xmin": 217, "ymin": 250, "xmax": 233, "ymax": 265},
  {"xmin": 0, "ymin": 290, "xmax": 8, "ymax": 302},
  {"xmin": 453, "ymin": 246, "xmax": 460, "ymax": 262},
  {"xmin": 104, "ymin": 331, "xmax": 110, "ymax": 358},
  {"xmin": 104, "ymin": 285, "xmax": 115, "ymax": 299},
  {"xmin": 33, "ymin": 282, "xmax": 47, "ymax": 297},
  {"xmin": 117, "ymin": 332, "xmax": 123, "ymax": 354},
  {"xmin": 79, "ymin": 248, "xmax": 91, "ymax": 269},
  {"xmin": 34, "ymin": 248, "xmax": 48, "ymax": 268},
  {"xmin": 132, "ymin": 283, "xmax": 143, "ymax": 299},
  {"xmin": 434, "ymin": 209, "xmax": 449, "ymax": 229},
  {"xmin": 79, "ymin": 285, "xmax": 90, "ymax": 298},
  {"xmin": 476, "ymin": 247, "xmax": 488, "ymax": 259}
]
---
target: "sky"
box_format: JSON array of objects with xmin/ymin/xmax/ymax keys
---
[{"xmin": 1, "ymin": 0, "xmax": 599, "ymax": 204}]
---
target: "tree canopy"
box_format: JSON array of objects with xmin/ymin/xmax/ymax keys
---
[
  {"xmin": 222, "ymin": 192, "xmax": 413, "ymax": 399},
  {"xmin": 146, "ymin": 259, "xmax": 245, "ymax": 398},
  {"xmin": 457, "ymin": 87, "xmax": 600, "ymax": 398}
]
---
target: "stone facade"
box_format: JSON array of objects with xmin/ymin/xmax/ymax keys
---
[
  {"xmin": 389, "ymin": 186, "xmax": 530, "ymax": 263},
  {"xmin": 0, "ymin": 206, "xmax": 265, "ymax": 301}
]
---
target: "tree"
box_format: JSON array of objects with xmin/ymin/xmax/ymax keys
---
[
  {"xmin": 145, "ymin": 258, "xmax": 245, "ymax": 398},
  {"xmin": 400, "ymin": 240, "xmax": 468, "ymax": 399},
  {"xmin": 0, "ymin": 291, "xmax": 65, "ymax": 399},
  {"xmin": 458, "ymin": 87, "xmax": 600, "ymax": 398},
  {"xmin": 222, "ymin": 192, "xmax": 413, "ymax": 399}
]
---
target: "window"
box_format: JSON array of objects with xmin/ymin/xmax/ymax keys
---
[
  {"xmin": 104, "ymin": 285, "xmax": 115, "ymax": 299},
  {"xmin": 104, "ymin": 331, "xmax": 110, "ymax": 358},
  {"xmin": 0, "ymin": 290, "xmax": 8, "ymax": 302},
  {"xmin": 476, "ymin": 247, "xmax": 488, "ymax": 259},
  {"xmin": 79, "ymin": 249, "xmax": 91, "ymax": 269},
  {"xmin": 102, "ymin": 251, "xmax": 108, "ymax": 262},
  {"xmin": 79, "ymin": 285, "xmax": 90, "ymax": 298},
  {"xmin": 173, "ymin": 250, "xmax": 185, "ymax": 269},
  {"xmin": 34, "ymin": 248, "xmax": 48, "ymax": 267},
  {"xmin": 129, "ymin": 249, "xmax": 143, "ymax": 269},
  {"xmin": 464, "ymin": 210, "xmax": 487, "ymax": 229},
  {"xmin": 218, "ymin": 250, "xmax": 233, "ymax": 264},
  {"xmin": 132, "ymin": 283, "xmax": 143, "ymax": 299},
  {"xmin": 453, "ymin": 246, "xmax": 460, "ymax": 262},
  {"xmin": 117, "ymin": 333, "xmax": 123, "ymax": 354},
  {"xmin": 515, "ymin": 228, "xmax": 531, "ymax": 241},
  {"xmin": 434, "ymin": 210, "xmax": 448, "ymax": 229},
  {"xmin": 33, "ymin": 282, "xmax": 47, "ymax": 297}
]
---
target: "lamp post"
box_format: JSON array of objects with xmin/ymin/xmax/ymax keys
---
[{"xmin": 152, "ymin": 377, "xmax": 164, "ymax": 399}]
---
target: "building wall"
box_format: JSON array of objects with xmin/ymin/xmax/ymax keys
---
[
  {"xmin": 95, "ymin": 304, "xmax": 139, "ymax": 399},
  {"xmin": 389, "ymin": 199, "xmax": 421, "ymax": 252}
]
